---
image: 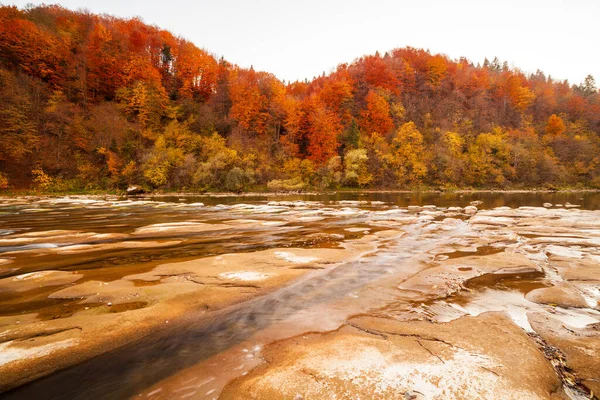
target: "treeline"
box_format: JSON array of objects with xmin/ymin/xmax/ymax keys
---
[{"xmin": 1, "ymin": 5, "xmax": 600, "ymax": 192}]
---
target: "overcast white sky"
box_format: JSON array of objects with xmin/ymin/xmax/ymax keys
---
[{"xmin": 3, "ymin": 0, "xmax": 598, "ymax": 85}]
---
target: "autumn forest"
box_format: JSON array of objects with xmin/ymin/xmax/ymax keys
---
[{"xmin": 1, "ymin": 5, "xmax": 599, "ymax": 192}]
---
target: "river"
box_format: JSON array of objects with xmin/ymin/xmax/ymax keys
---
[{"xmin": 1, "ymin": 192, "xmax": 599, "ymax": 399}]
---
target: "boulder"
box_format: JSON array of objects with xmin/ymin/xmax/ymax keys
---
[{"xmin": 126, "ymin": 185, "xmax": 145, "ymax": 195}]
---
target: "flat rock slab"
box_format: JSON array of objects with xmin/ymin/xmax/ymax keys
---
[
  {"xmin": 397, "ymin": 251, "xmax": 540, "ymax": 299},
  {"xmin": 526, "ymin": 283, "xmax": 590, "ymax": 308},
  {"xmin": 221, "ymin": 313, "xmax": 562, "ymax": 400},
  {"xmin": 0, "ymin": 271, "xmax": 83, "ymax": 293},
  {"xmin": 0, "ymin": 245, "xmax": 368, "ymax": 392},
  {"xmin": 529, "ymin": 312, "xmax": 600, "ymax": 395}
]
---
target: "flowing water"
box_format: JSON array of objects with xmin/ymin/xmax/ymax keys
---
[{"xmin": 1, "ymin": 192, "xmax": 600, "ymax": 399}]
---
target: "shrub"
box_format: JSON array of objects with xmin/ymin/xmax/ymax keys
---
[
  {"xmin": 267, "ymin": 177, "xmax": 306, "ymax": 192},
  {"xmin": 224, "ymin": 167, "xmax": 255, "ymax": 192},
  {"xmin": 0, "ymin": 172, "xmax": 8, "ymax": 190},
  {"xmin": 32, "ymin": 168, "xmax": 52, "ymax": 191}
]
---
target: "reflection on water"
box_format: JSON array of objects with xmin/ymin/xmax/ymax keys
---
[
  {"xmin": 1, "ymin": 191, "xmax": 599, "ymax": 399},
  {"xmin": 461, "ymin": 271, "xmax": 549, "ymax": 297},
  {"xmin": 149, "ymin": 191, "xmax": 600, "ymax": 210},
  {"xmin": 438, "ymin": 245, "xmax": 505, "ymax": 259}
]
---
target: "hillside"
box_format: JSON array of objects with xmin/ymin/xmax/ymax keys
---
[{"xmin": 1, "ymin": 4, "xmax": 599, "ymax": 192}]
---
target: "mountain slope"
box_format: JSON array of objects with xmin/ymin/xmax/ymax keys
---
[{"xmin": 1, "ymin": 5, "xmax": 599, "ymax": 191}]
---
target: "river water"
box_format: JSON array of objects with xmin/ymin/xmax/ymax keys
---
[{"xmin": 1, "ymin": 192, "xmax": 599, "ymax": 399}]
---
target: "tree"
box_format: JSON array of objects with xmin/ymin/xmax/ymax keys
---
[
  {"xmin": 229, "ymin": 68, "xmax": 269, "ymax": 135},
  {"xmin": 391, "ymin": 122, "xmax": 428, "ymax": 185},
  {"xmin": 87, "ymin": 22, "xmax": 124, "ymax": 100},
  {"xmin": 359, "ymin": 90, "xmax": 393, "ymax": 136},
  {"xmin": 576, "ymin": 75, "xmax": 597, "ymax": 97},
  {"xmin": 426, "ymin": 55, "xmax": 447, "ymax": 87},
  {"xmin": 2, "ymin": 4, "xmax": 600, "ymax": 191},
  {"xmin": 505, "ymin": 75, "xmax": 534, "ymax": 112},
  {"xmin": 466, "ymin": 128, "xmax": 514, "ymax": 186},
  {"xmin": 175, "ymin": 40, "xmax": 217, "ymax": 100},
  {"xmin": 305, "ymin": 99, "xmax": 341, "ymax": 164},
  {"xmin": 0, "ymin": 6, "xmax": 67, "ymax": 86},
  {"xmin": 143, "ymin": 134, "xmax": 185, "ymax": 188},
  {"xmin": 0, "ymin": 68, "xmax": 39, "ymax": 165},
  {"xmin": 339, "ymin": 119, "xmax": 360, "ymax": 152},
  {"xmin": 545, "ymin": 114, "xmax": 566, "ymax": 136},
  {"xmin": 116, "ymin": 81, "xmax": 168, "ymax": 131},
  {"xmin": 343, "ymin": 148, "xmax": 372, "ymax": 187},
  {"xmin": 431, "ymin": 131, "xmax": 465, "ymax": 184},
  {"xmin": 279, "ymin": 95, "xmax": 304, "ymax": 156}
]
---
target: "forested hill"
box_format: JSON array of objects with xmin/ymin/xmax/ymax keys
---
[{"xmin": 1, "ymin": 5, "xmax": 599, "ymax": 192}]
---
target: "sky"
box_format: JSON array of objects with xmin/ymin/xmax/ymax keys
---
[{"xmin": 3, "ymin": 0, "xmax": 599, "ymax": 85}]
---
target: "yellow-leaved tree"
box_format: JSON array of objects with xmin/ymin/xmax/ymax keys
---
[
  {"xmin": 343, "ymin": 149, "xmax": 372, "ymax": 187},
  {"xmin": 466, "ymin": 128, "xmax": 514, "ymax": 186},
  {"xmin": 442, "ymin": 131, "xmax": 466, "ymax": 183},
  {"xmin": 391, "ymin": 122, "xmax": 428, "ymax": 186}
]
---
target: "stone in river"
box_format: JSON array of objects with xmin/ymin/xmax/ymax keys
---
[{"xmin": 464, "ymin": 205, "xmax": 477, "ymax": 214}]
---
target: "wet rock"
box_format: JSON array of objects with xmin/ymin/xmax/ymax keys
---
[
  {"xmin": 54, "ymin": 240, "xmax": 181, "ymax": 255},
  {"xmin": 369, "ymin": 216, "xmax": 419, "ymax": 227},
  {"xmin": 551, "ymin": 258, "xmax": 600, "ymax": 283},
  {"xmin": 5, "ymin": 197, "xmax": 600, "ymax": 397},
  {"xmin": 543, "ymin": 203, "xmax": 553, "ymax": 208},
  {"xmin": 0, "ymin": 335, "xmax": 79, "ymax": 369},
  {"xmin": 546, "ymin": 244, "xmax": 585, "ymax": 259},
  {"xmin": 397, "ymin": 251, "xmax": 540, "ymax": 299},
  {"xmin": 529, "ymin": 312, "xmax": 600, "ymax": 396},
  {"xmin": 373, "ymin": 230, "xmax": 406, "ymax": 239},
  {"xmin": 220, "ymin": 313, "xmax": 560, "ymax": 400},
  {"xmin": 132, "ymin": 222, "xmax": 230, "ymax": 235},
  {"xmin": 0, "ymin": 271, "xmax": 83, "ymax": 292},
  {"xmin": 0, "ymin": 230, "xmax": 128, "ymax": 247},
  {"xmin": 0, "ymin": 245, "xmax": 369, "ymax": 392},
  {"xmin": 470, "ymin": 200, "xmax": 483, "ymax": 206},
  {"xmin": 526, "ymin": 284, "xmax": 590, "ymax": 308},
  {"xmin": 464, "ymin": 205, "xmax": 477, "ymax": 214},
  {"xmin": 470, "ymin": 216, "xmax": 516, "ymax": 226},
  {"xmin": 439, "ymin": 218, "xmax": 466, "ymax": 230},
  {"xmin": 344, "ymin": 227, "xmax": 370, "ymax": 233}
]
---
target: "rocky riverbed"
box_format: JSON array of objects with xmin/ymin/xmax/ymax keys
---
[{"xmin": 0, "ymin": 194, "xmax": 599, "ymax": 399}]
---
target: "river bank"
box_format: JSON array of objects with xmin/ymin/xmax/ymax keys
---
[{"xmin": 2, "ymin": 187, "xmax": 600, "ymax": 199}]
